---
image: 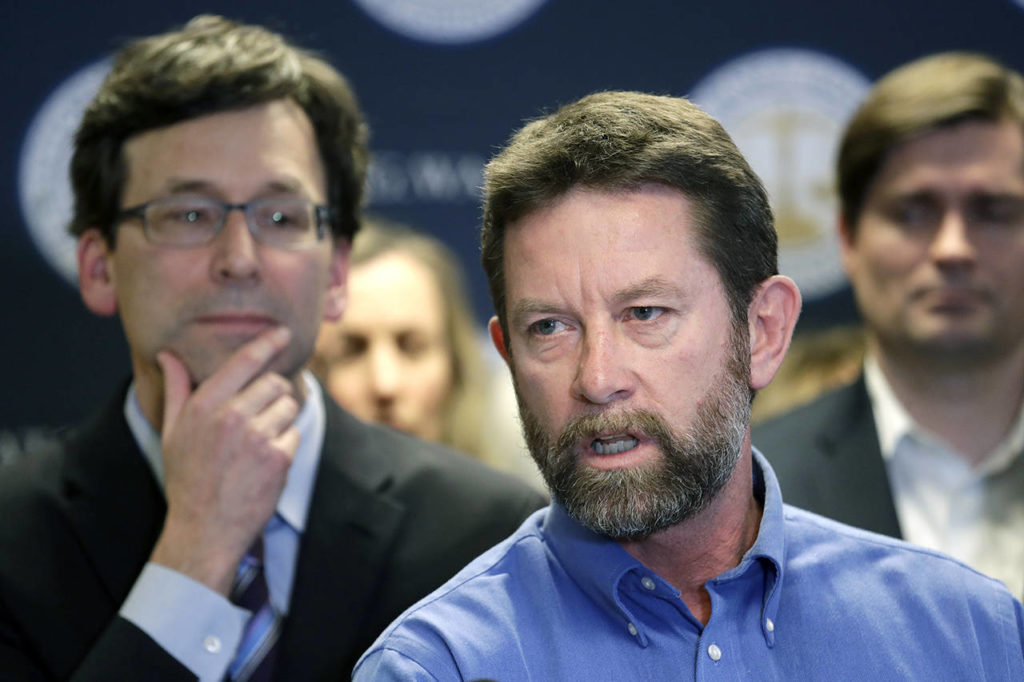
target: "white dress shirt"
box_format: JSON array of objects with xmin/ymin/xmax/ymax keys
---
[
  {"xmin": 864, "ymin": 356, "xmax": 1024, "ymax": 598},
  {"xmin": 118, "ymin": 371, "xmax": 325, "ymax": 681}
]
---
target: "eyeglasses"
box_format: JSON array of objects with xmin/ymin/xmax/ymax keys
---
[{"xmin": 118, "ymin": 196, "xmax": 334, "ymax": 249}]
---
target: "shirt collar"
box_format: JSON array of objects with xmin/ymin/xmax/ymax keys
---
[
  {"xmin": 989, "ymin": 403, "xmax": 1024, "ymax": 475},
  {"xmin": 863, "ymin": 354, "xmax": 913, "ymax": 462},
  {"xmin": 541, "ymin": 449, "xmax": 784, "ymax": 646},
  {"xmin": 863, "ymin": 353, "xmax": 1024, "ymax": 474},
  {"xmin": 123, "ymin": 370, "xmax": 325, "ymax": 533}
]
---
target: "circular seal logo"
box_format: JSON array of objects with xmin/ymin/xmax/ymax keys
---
[
  {"xmin": 19, "ymin": 58, "xmax": 111, "ymax": 285},
  {"xmin": 352, "ymin": 0, "xmax": 548, "ymax": 44},
  {"xmin": 690, "ymin": 48, "xmax": 870, "ymax": 301}
]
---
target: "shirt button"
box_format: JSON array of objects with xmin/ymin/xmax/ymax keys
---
[
  {"xmin": 766, "ymin": 618, "xmax": 775, "ymax": 632},
  {"xmin": 641, "ymin": 576, "xmax": 656, "ymax": 591},
  {"xmin": 203, "ymin": 635, "xmax": 222, "ymax": 654},
  {"xmin": 627, "ymin": 622, "xmax": 638, "ymax": 637},
  {"xmin": 707, "ymin": 644, "xmax": 722, "ymax": 661}
]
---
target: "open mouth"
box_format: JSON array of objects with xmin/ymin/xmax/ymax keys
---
[{"xmin": 592, "ymin": 434, "xmax": 640, "ymax": 455}]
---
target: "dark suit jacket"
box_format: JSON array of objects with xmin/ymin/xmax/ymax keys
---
[
  {"xmin": 0, "ymin": 386, "xmax": 547, "ymax": 681},
  {"xmin": 751, "ymin": 376, "xmax": 903, "ymax": 539}
]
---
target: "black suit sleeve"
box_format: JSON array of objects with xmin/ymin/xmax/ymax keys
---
[
  {"xmin": 70, "ymin": 618, "xmax": 196, "ymax": 682},
  {"xmin": 0, "ymin": 590, "xmax": 192, "ymax": 682}
]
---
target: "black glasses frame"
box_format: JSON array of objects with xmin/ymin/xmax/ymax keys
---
[{"xmin": 117, "ymin": 197, "xmax": 335, "ymax": 248}]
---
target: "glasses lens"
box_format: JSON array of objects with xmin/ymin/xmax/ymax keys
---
[
  {"xmin": 146, "ymin": 198, "xmax": 223, "ymax": 246},
  {"xmin": 249, "ymin": 198, "xmax": 317, "ymax": 247}
]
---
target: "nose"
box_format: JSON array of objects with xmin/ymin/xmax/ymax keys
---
[
  {"xmin": 211, "ymin": 209, "xmax": 260, "ymax": 282},
  {"xmin": 929, "ymin": 210, "xmax": 976, "ymax": 271},
  {"xmin": 368, "ymin": 341, "xmax": 401, "ymax": 401},
  {"xmin": 570, "ymin": 328, "xmax": 635, "ymax": 406}
]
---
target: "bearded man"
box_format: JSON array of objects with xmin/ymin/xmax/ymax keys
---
[{"xmin": 353, "ymin": 91, "xmax": 1024, "ymax": 681}]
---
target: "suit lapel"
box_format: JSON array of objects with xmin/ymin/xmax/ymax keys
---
[
  {"xmin": 59, "ymin": 387, "xmax": 167, "ymax": 603},
  {"xmin": 278, "ymin": 399, "xmax": 407, "ymax": 679},
  {"xmin": 812, "ymin": 378, "xmax": 902, "ymax": 538}
]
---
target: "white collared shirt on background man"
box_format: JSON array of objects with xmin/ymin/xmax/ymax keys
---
[{"xmin": 864, "ymin": 355, "xmax": 1024, "ymax": 597}]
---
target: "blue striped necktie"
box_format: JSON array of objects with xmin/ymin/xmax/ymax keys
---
[{"xmin": 226, "ymin": 537, "xmax": 283, "ymax": 681}]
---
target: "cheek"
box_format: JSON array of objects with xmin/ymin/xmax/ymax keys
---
[
  {"xmin": 273, "ymin": 250, "xmax": 335, "ymax": 310},
  {"xmin": 409, "ymin": 353, "xmax": 455, "ymax": 409},
  {"xmin": 856, "ymin": 229, "xmax": 925, "ymax": 280},
  {"xmin": 326, "ymin": 364, "xmax": 371, "ymax": 409},
  {"xmin": 112, "ymin": 258, "xmax": 180, "ymax": 337},
  {"xmin": 513, "ymin": 361, "xmax": 567, "ymax": 422}
]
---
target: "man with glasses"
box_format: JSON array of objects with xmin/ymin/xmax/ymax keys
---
[{"xmin": 0, "ymin": 15, "xmax": 543, "ymax": 681}]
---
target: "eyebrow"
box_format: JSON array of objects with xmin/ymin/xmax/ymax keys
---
[
  {"xmin": 161, "ymin": 177, "xmax": 308, "ymax": 197},
  {"xmin": 609, "ymin": 277, "xmax": 685, "ymax": 306},
  {"xmin": 886, "ymin": 187, "xmax": 1024, "ymax": 203},
  {"xmin": 509, "ymin": 299, "xmax": 565, "ymax": 325}
]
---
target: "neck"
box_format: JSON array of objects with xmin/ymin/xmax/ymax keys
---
[
  {"xmin": 871, "ymin": 338, "xmax": 1024, "ymax": 465},
  {"xmin": 618, "ymin": 446, "xmax": 762, "ymax": 625}
]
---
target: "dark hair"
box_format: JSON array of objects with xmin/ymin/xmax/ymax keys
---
[
  {"xmin": 481, "ymin": 90, "xmax": 777, "ymax": 337},
  {"xmin": 838, "ymin": 51, "xmax": 1024, "ymax": 229},
  {"xmin": 69, "ymin": 14, "xmax": 368, "ymax": 244}
]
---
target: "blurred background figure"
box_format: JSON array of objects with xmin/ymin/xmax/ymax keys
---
[
  {"xmin": 312, "ymin": 218, "xmax": 483, "ymax": 452},
  {"xmin": 311, "ymin": 218, "xmax": 542, "ymax": 488},
  {"xmin": 754, "ymin": 52, "xmax": 1024, "ymax": 597}
]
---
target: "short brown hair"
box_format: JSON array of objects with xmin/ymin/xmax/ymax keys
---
[
  {"xmin": 481, "ymin": 90, "xmax": 777, "ymax": 336},
  {"xmin": 70, "ymin": 14, "xmax": 369, "ymax": 244},
  {"xmin": 838, "ymin": 52, "xmax": 1024, "ymax": 229}
]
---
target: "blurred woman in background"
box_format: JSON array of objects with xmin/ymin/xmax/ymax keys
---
[{"xmin": 311, "ymin": 218, "xmax": 489, "ymax": 460}]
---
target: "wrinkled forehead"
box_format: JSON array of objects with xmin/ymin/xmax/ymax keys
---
[{"xmin": 502, "ymin": 185, "xmax": 722, "ymax": 309}]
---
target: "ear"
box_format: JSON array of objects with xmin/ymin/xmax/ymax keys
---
[
  {"xmin": 488, "ymin": 316, "xmax": 511, "ymax": 365},
  {"xmin": 322, "ymin": 238, "xmax": 350, "ymax": 323},
  {"xmin": 77, "ymin": 229, "xmax": 118, "ymax": 317},
  {"xmin": 837, "ymin": 213, "xmax": 858, "ymax": 276},
  {"xmin": 747, "ymin": 275, "xmax": 802, "ymax": 391}
]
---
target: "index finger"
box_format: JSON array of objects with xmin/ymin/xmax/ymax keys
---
[{"xmin": 190, "ymin": 326, "xmax": 292, "ymax": 405}]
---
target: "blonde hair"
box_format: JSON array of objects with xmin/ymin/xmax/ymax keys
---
[{"xmin": 313, "ymin": 218, "xmax": 489, "ymax": 460}]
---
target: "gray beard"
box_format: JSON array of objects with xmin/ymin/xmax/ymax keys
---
[{"xmin": 516, "ymin": 337, "xmax": 751, "ymax": 540}]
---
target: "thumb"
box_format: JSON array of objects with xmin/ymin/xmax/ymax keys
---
[{"xmin": 156, "ymin": 351, "xmax": 191, "ymax": 434}]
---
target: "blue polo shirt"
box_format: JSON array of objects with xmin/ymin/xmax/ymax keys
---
[{"xmin": 354, "ymin": 450, "xmax": 1024, "ymax": 680}]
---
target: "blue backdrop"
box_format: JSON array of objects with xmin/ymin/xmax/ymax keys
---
[{"xmin": 4, "ymin": 0, "xmax": 1024, "ymax": 433}]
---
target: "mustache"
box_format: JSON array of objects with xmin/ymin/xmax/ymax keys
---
[{"xmin": 555, "ymin": 409, "xmax": 676, "ymax": 453}]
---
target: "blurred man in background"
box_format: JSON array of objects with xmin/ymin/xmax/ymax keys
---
[{"xmin": 754, "ymin": 52, "xmax": 1024, "ymax": 597}]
